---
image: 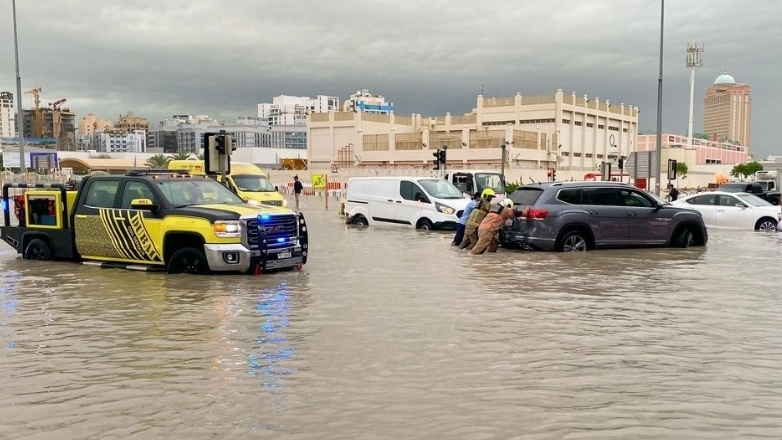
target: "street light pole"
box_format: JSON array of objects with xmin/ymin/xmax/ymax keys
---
[
  {"xmin": 12, "ymin": 0, "xmax": 27, "ymax": 174},
  {"xmin": 654, "ymin": 0, "xmax": 665, "ymax": 196}
]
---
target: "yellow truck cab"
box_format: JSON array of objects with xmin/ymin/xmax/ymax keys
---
[
  {"xmin": 0, "ymin": 171, "xmax": 309, "ymax": 275},
  {"xmin": 168, "ymin": 160, "xmax": 286, "ymax": 207}
]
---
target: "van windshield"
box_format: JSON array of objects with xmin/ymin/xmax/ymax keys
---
[
  {"xmin": 157, "ymin": 178, "xmax": 245, "ymax": 206},
  {"xmin": 233, "ymin": 175, "xmax": 277, "ymax": 192},
  {"xmin": 419, "ymin": 179, "xmax": 465, "ymax": 199}
]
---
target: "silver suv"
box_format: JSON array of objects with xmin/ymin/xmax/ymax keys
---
[{"xmin": 500, "ymin": 181, "xmax": 708, "ymax": 251}]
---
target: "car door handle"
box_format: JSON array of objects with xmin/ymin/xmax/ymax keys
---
[
  {"xmin": 589, "ymin": 212, "xmax": 599, "ymax": 215},
  {"xmin": 395, "ymin": 200, "xmax": 402, "ymax": 203},
  {"xmin": 387, "ymin": 199, "xmax": 393, "ymax": 202}
]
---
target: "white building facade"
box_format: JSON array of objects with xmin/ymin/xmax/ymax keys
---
[
  {"xmin": 258, "ymin": 95, "xmax": 339, "ymax": 126},
  {"xmin": 0, "ymin": 91, "xmax": 15, "ymax": 139},
  {"xmin": 308, "ymin": 89, "xmax": 638, "ymax": 171},
  {"xmin": 92, "ymin": 130, "xmax": 147, "ymax": 153}
]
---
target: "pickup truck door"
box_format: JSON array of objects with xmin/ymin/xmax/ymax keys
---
[
  {"xmin": 74, "ymin": 179, "xmax": 124, "ymax": 260},
  {"xmin": 114, "ymin": 180, "xmax": 164, "ymax": 264}
]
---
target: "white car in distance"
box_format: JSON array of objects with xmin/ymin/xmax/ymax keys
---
[{"xmin": 673, "ymin": 191, "xmax": 781, "ymax": 231}]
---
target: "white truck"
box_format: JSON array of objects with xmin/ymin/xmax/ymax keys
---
[
  {"xmin": 754, "ymin": 170, "xmax": 781, "ymax": 192},
  {"xmin": 442, "ymin": 169, "xmax": 507, "ymax": 199}
]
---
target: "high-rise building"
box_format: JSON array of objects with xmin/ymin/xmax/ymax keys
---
[
  {"xmin": 0, "ymin": 91, "xmax": 15, "ymax": 138},
  {"xmin": 114, "ymin": 112, "xmax": 149, "ymax": 133},
  {"xmin": 703, "ymin": 72, "xmax": 751, "ymax": 149}
]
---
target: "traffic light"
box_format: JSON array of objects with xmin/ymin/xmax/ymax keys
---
[
  {"xmin": 432, "ymin": 159, "xmax": 440, "ymax": 170},
  {"xmin": 433, "ymin": 149, "xmax": 441, "ymax": 170},
  {"xmin": 551, "ymin": 169, "xmax": 557, "ymax": 181},
  {"xmin": 438, "ymin": 148, "xmax": 447, "ymax": 169},
  {"xmin": 618, "ymin": 158, "xmax": 624, "ymax": 170},
  {"xmin": 668, "ymin": 159, "xmax": 677, "ymax": 180}
]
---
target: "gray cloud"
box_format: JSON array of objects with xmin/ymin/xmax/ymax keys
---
[{"xmin": 1, "ymin": 0, "xmax": 779, "ymax": 156}]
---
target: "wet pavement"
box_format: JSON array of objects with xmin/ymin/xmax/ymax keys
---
[{"xmin": 1, "ymin": 203, "xmax": 782, "ymax": 439}]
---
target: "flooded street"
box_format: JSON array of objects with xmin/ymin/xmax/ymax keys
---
[{"xmin": 2, "ymin": 204, "xmax": 782, "ymax": 439}]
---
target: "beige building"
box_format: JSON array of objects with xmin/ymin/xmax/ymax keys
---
[
  {"xmin": 704, "ymin": 72, "xmax": 751, "ymax": 150},
  {"xmin": 78, "ymin": 114, "xmax": 113, "ymax": 135},
  {"xmin": 308, "ymin": 89, "xmax": 638, "ymax": 171},
  {"xmin": 114, "ymin": 112, "xmax": 149, "ymax": 133}
]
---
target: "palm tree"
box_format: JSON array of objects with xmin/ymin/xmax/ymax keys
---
[
  {"xmin": 145, "ymin": 154, "xmax": 171, "ymax": 169},
  {"xmin": 172, "ymin": 151, "xmax": 193, "ymax": 160}
]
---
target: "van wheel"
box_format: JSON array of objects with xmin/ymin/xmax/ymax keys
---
[
  {"xmin": 167, "ymin": 247, "xmax": 211, "ymax": 275},
  {"xmin": 416, "ymin": 219, "xmax": 434, "ymax": 230},
  {"xmin": 24, "ymin": 238, "xmax": 51, "ymax": 261},
  {"xmin": 353, "ymin": 215, "xmax": 369, "ymax": 226}
]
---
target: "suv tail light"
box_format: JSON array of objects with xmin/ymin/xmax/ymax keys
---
[{"xmin": 526, "ymin": 209, "xmax": 549, "ymax": 220}]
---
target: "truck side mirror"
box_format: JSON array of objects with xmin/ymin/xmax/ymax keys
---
[{"xmin": 131, "ymin": 198, "xmax": 159, "ymax": 212}]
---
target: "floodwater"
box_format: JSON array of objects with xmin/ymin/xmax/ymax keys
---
[{"xmin": 2, "ymin": 202, "xmax": 782, "ymax": 439}]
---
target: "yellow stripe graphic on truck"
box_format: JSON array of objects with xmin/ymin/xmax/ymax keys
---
[{"xmin": 98, "ymin": 208, "xmax": 162, "ymax": 262}]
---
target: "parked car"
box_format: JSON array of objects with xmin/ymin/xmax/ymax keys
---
[
  {"xmin": 672, "ymin": 191, "xmax": 780, "ymax": 231},
  {"xmin": 500, "ymin": 181, "xmax": 708, "ymax": 252},
  {"xmin": 344, "ymin": 177, "xmax": 470, "ymax": 230}
]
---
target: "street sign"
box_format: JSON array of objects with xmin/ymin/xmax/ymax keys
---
[
  {"xmin": 331, "ymin": 164, "xmax": 338, "ymax": 174},
  {"xmin": 625, "ymin": 151, "xmax": 659, "ymax": 179},
  {"xmin": 311, "ymin": 173, "xmax": 326, "ymax": 189}
]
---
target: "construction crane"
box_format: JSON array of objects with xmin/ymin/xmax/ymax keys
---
[
  {"xmin": 24, "ymin": 87, "xmax": 43, "ymax": 138},
  {"xmin": 49, "ymin": 98, "xmax": 66, "ymax": 110}
]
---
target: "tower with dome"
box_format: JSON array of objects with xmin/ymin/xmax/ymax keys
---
[{"xmin": 703, "ymin": 71, "xmax": 752, "ymax": 151}]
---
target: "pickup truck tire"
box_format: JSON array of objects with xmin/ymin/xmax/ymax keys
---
[
  {"xmin": 167, "ymin": 247, "xmax": 211, "ymax": 275},
  {"xmin": 23, "ymin": 238, "xmax": 51, "ymax": 261},
  {"xmin": 754, "ymin": 217, "xmax": 777, "ymax": 231}
]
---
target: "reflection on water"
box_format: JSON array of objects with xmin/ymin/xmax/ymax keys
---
[{"xmin": 1, "ymin": 210, "xmax": 781, "ymax": 439}]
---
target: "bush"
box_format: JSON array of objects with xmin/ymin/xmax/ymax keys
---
[{"xmin": 505, "ymin": 181, "xmax": 521, "ymax": 193}]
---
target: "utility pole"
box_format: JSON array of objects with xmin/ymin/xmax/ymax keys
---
[
  {"xmin": 12, "ymin": 0, "xmax": 27, "ymax": 174},
  {"xmin": 654, "ymin": 0, "xmax": 665, "ymax": 196},
  {"xmin": 686, "ymin": 40, "xmax": 704, "ymax": 150}
]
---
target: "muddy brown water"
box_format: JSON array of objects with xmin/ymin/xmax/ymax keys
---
[{"xmin": 1, "ymin": 204, "xmax": 781, "ymax": 439}]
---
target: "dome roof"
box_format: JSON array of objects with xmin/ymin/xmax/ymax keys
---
[{"xmin": 715, "ymin": 72, "xmax": 736, "ymax": 85}]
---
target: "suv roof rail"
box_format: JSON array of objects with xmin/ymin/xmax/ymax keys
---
[{"xmin": 126, "ymin": 169, "xmax": 190, "ymax": 176}]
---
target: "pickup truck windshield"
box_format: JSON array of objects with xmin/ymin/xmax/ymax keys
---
[
  {"xmin": 233, "ymin": 175, "xmax": 276, "ymax": 192},
  {"xmin": 475, "ymin": 173, "xmax": 506, "ymax": 195},
  {"xmin": 157, "ymin": 179, "xmax": 245, "ymax": 206}
]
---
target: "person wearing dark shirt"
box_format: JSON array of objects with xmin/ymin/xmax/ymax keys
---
[{"xmin": 293, "ymin": 175, "xmax": 304, "ymax": 209}]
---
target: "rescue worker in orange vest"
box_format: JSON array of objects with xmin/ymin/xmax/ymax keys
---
[
  {"xmin": 459, "ymin": 188, "xmax": 495, "ymax": 250},
  {"xmin": 469, "ymin": 199, "xmax": 516, "ymax": 256}
]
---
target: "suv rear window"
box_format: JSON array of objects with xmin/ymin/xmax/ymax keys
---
[{"xmin": 509, "ymin": 188, "xmax": 544, "ymax": 206}]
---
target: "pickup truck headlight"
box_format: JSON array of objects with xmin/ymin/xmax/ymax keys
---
[
  {"xmin": 435, "ymin": 202, "xmax": 456, "ymax": 215},
  {"xmin": 214, "ymin": 220, "xmax": 242, "ymax": 238}
]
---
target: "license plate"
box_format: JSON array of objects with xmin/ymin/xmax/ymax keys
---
[{"xmin": 277, "ymin": 252, "xmax": 292, "ymax": 259}]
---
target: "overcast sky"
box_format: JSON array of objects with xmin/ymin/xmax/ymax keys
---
[{"xmin": 1, "ymin": 0, "xmax": 779, "ymax": 157}]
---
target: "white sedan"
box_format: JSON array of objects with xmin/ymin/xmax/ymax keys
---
[{"xmin": 672, "ymin": 191, "xmax": 781, "ymax": 231}]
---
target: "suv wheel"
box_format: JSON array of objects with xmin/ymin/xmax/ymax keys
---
[
  {"xmin": 673, "ymin": 228, "xmax": 694, "ymax": 248},
  {"xmin": 559, "ymin": 230, "xmax": 588, "ymax": 252}
]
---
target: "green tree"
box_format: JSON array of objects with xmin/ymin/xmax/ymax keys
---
[
  {"xmin": 745, "ymin": 161, "xmax": 763, "ymax": 178},
  {"xmin": 145, "ymin": 153, "xmax": 171, "ymax": 169},
  {"xmin": 171, "ymin": 151, "xmax": 193, "ymax": 160},
  {"xmin": 676, "ymin": 162, "xmax": 688, "ymax": 180},
  {"xmin": 730, "ymin": 163, "xmax": 747, "ymax": 180}
]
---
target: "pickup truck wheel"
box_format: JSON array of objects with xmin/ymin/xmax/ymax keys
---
[
  {"xmin": 755, "ymin": 217, "xmax": 777, "ymax": 231},
  {"xmin": 24, "ymin": 238, "xmax": 51, "ymax": 261},
  {"xmin": 168, "ymin": 247, "xmax": 211, "ymax": 275}
]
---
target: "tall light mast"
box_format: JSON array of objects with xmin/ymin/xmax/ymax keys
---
[{"xmin": 686, "ymin": 40, "xmax": 704, "ymax": 147}]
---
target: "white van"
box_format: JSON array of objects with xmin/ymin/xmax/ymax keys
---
[{"xmin": 344, "ymin": 177, "xmax": 470, "ymax": 230}]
